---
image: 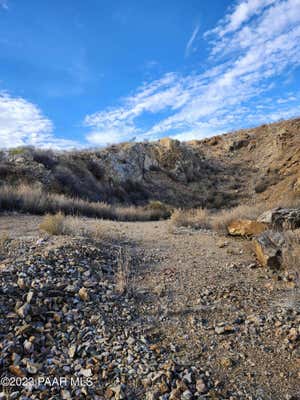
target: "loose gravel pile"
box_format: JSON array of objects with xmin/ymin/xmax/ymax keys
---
[{"xmin": 0, "ymin": 238, "xmax": 215, "ymax": 399}]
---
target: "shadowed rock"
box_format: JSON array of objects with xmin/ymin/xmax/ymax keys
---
[
  {"xmin": 258, "ymin": 208, "xmax": 300, "ymax": 230},
  {"xmin": 254, "ymin": 230, "xmax": 285, "ymax": 269}
]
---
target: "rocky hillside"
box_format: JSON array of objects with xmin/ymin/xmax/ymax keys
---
[{"xmin": 0, "ymin": 118, "xmax": 299, "ymax": 208}]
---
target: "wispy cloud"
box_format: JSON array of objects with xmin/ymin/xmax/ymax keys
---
[
  {"xmin": 185, "ymin": 24, "xmax": 200, "ymax": 57},
  {"xmin": 84, "ymin": 0, "xmax": 300, "ymax": 144},
  {"xmin": 0, "ymin": 92, "xmax": 78, "ymax": 149},
  {"xmin": 206, "ymin": 0, "xmax": 277, "ymax": 37},
  {"xmin": 0, "ymin": 0, "xmax": 8, "ymax": 10}
]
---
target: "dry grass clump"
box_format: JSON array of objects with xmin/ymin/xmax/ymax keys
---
[
  {"xmin": 0, "ymin": 232, "xmax": 10, "ymax": 256},
  {"xmin": 171, "ymin": 208, "xmax": 211, "ymax": 229},
  {"xmin": 0, "ymin": 185, "xmax": 170, "ymax": 222},
  {"xmin": 39, "ymin": 213, "xmax": 119, "ymax": 242},
  {"xmin": 272, "ymin": 194, "xmax": 300, "ymax": 209},
  {"xmin": 145, "ymin": 200, "xmax": 172, "ymax": 218},
  {"xmin": 210, "ymin": 204, "xmax": 266, "ymax": 233},
  {"xmin": 115, "ymin": 248, "xmax": 132, "ymax": 296},
  {"xmin": 283, "ymin": 229, "xmax": 300, "ymax": 270},
  {"xmin": 39, "ymin": 212, "xmax": 65, "ymax": 235}
]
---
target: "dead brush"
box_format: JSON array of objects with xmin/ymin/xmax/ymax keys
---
[
  {"xmin": 170, "ymin": 208, "xmax": 211, "ymax": 229},
  {"xmin": 115, "ymin": 248, "xmax": 133, "ymax": 296},
  {"xmin": 39, "ymin": 212, "xmax": 65, "ymax": 235},
  {"xmin": 0, "ymin": 232, "xmax": 10, "ymax": 257},
  {"xmin": 283, "ymin": 229, "xmax": 300, "ymax": 270},
  {"xmin": 210, "ymin": 203, "xmax": 266, "ymax": 233}
]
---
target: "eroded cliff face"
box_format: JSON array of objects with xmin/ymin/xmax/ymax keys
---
[{"xmin": 0, "ymin": 118, "xmax": 299, "ymax": 208}]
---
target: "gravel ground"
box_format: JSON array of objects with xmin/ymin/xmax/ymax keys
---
[{"xmin": 0, "ymin": 215, "xmax": 299, "ymax": 399}]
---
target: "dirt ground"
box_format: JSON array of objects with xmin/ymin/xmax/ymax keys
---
[{"xmin": 1, "ymin": 214, "xmax": 300, "ymax": 399}]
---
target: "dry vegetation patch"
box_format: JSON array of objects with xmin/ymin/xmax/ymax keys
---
[
  {"xmin": 284, "ymin": 229, "xmax": 300, "ymax": 270},
  {"xmin": 210, "ymin": 204, "xmax": 267, "ymax": 233},
  {"xmin": 115, "ymin": 248, "xmax": 133, "ymax": 296},
  {"xmin": 0, "ymin": 185, "xmax": 170, "ymax": 222},
  {"xmin": 39, "ymin": 212, "xmax": 65, "ymax": 235},
  {"xmin": 170, "ymin": 208, "xmax": 211, "ymax": 229}
]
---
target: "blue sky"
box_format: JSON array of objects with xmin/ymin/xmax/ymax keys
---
[{"xmin": 0, "ymin": 0, "xmax": 300, "ymax": 148}]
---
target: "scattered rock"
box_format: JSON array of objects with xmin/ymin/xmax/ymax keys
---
[
  {"xmin": 258, "ymin": 207, "xmax": 300, "ymax": 229},
  {"xmin": 9, "ymin": 365, "xmax": 26, "ymax": 377},
  {"xmin": 78, "ymin": 287, "xmax": 89, "ymax": 301},
  {"xmin": 254, "ymin": 230, "xmax": 285, "ymax": 269},
  {"xmin": 228, "ymin": 219, "xmax": 268, "ymax": 237}
]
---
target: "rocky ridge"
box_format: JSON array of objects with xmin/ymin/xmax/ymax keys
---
[{"xmin": 0, "ymin": 118, "xmax": 299, "ymax": 208}]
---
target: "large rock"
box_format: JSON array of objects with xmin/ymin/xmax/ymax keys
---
[
  {"xmin": 227, "ymin": 219, "xmax": 268, "ymax": 237},
  {"xmin": 254, "ymin": 231, "xmax": 285, "ymax": 269},
  {"xmin": 258, "ymin": 207, "xmax": 300, "ymax": 229}
]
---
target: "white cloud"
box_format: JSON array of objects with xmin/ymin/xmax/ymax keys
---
[
  {"xmin": 0, "ymin": 92, "xmax": 78, "ymax": 149},
  {"xmin": 185, "ymin": 24, "xmax": 200, "ymax": 57},
  {"xmin": 84, "ymin": 73, "xmax": 192, "ymax": 145},
  {"xmin": 209, "ymin": 0, "xmax": 277, "ymax": 37},
  {"xmin": 84, "ymin": 0, "xmax": 300, "ymax": 144}
]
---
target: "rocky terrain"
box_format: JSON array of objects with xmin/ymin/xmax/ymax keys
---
[
  {"xmin": 0, "ymin": 118, "xmax": 299, "ymax": 208},
  {"xmin": 0, "ymin": 215, "xmax": 299, "ymax": 399},
  {"xmin": 0, "ymin": 117, "xmax": 300, "ymax": 399}
]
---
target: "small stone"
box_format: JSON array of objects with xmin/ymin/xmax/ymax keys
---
[
  {"xmin": 68, "ymin": 344, "xmax": 76, "ymax": 358},
  {"xmin": 181, "ymin": 390, "xmax": 193, "ymax": 400},
  {"xmin": 24, "ymin": 340, "xmax": 33, "ymax": 353},
  {"xmin": 158, "ymin": 381, "xmax": 169, "ymax": 394},
  {"xmin": 215, "ymin": 324, "xmax": 235, "ymax": 334},
  {"xmin": 26, "ymin": 291, "xmax": 34, "ymax": 303},
  {"xmin": 17, "ymin": 278, "xmax": 26, "ymax": 289},
  {"xmin": 169, "ymin": 388, "xmax": 182, "ymax": 400},
  {"xmin": 16, "ymin": 303, "xmax": 30, "ymax": 319},
  {"xmin": 26, "ymin": 361, "xmax": 40, "ymax": 374},
  {"xmin": 196, "ymin": 378, "xmax": 207, "ymax": 394},
  {"xmin": 288, "ymin": 328, "xmax": 298, "ymax": 341},
  {"xmin": 220, "ymin": 357, "xmax": 233, "ymax": 368},
  {"xmin": 53, "ymin": 312, "xmax": 62, "ymax": 322},
  {"xmin": 79, "ymin": 287, "xmax": 89, "ymax": 301},
  {"xmin": 146, "ymin": 391, "xmax": 160, "ymax": 400},
  {"xmin": 9, "ymin": 365, "xmax": 26, "ymax": 377},
  {"xmin": 61, "ymin": 390, "xmax": 72, "ymax": 400},
  {"xmin": 79, "ymin": 368, "xmax": 92, "ymax": 377}
]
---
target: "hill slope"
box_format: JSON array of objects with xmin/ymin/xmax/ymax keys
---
[{"xmin": 0, "ymin": 118, "xmax": 299, "ymax": 208}]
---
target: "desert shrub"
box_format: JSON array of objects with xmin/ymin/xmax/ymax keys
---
[
  {"xmin": 210, "ymin": 204, "xmax": 266, "ymax": 233},
  {"xmin": 283, "ymin": 229, "xmax": 300, "ymax": 269},
  {"xmin": 145, "ymin": 200, "xmax": 172, "ymax": 218},
  {"xmin": 86, "ymin": 160, "xmax": 104, "ymax": 180},
  {"xmin": 32, "ymin": 149, "xmax": 57, "ymax": 169},
  {"xmin": 206, "ymin": 191, "xmax": 236, "ymax": 209},
  {"xmin": 0, "ymin": 232, "xmax": 10, "ymax": 250},
  {"xmin": 255, "ymin": 181, "xmax": 268, "ymax": 193},
  {"xmin": 0, "ymin": 163, "xmax": 11, "ymax": 178},
  {"xmin": 0, "ymin": 232, "xmax": 10, "ymax": 261},
  {"xmin": 272, "ymin": 193, "xmax": 300, "ymax": 209},
  {"xmin": 8, "ymin": 147, "xmax": 31, "ymax": 156},
  {"xmin": 114, "ymin": 205, "xmax": 154, "ymax": 221},
  {"xmin": 255, "ymin": 172, "xmax": 280, "ymax": 194},
  {"xmin": 171, "ymin": 208, "xmax": 211, "ymax": 229},
  {"xmin": 53, "ymin": 165, "xmax": 79, "ymax": 195},
  {"xmin": 0, "ymin": 185, "xmax": 171, "ymax": 222},
  {"xmin": 115, "ymin": 248, "xmax": 132, "ymax": 295},
  {"xmin": 53, "ymin": 160, "xmax": 104, "ymax": 202},
  {"xmin": 122, "ymin": 179, "xmax": 149, "ymax": 203},
  {"xmin": 39, "ymin": 212, "xmax": 65, "ymax": 235}
]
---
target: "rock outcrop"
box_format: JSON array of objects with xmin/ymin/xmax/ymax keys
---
[
  {"xmin": 0, "ymin": 117, "xmax": 299, "ymax": 208},
  {"xmin": 228, "ymin": 220, "xmax": 268, "ymax": 237},
  {"xmin": 254, "ymin": 231, "xmax": 286, "ymax": 269},
  {"xmin": 258, "ymin": 208, "xmax": 300, "ymax": 229}
]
